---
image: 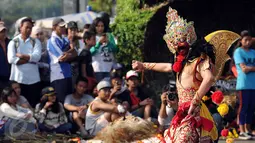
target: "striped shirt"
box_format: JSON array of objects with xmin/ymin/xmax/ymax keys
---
[
  {"xmin": 47, "ymin": 32, "xmax": 71, "ymax": 82},
  {"xmin": 34, "ymin": 102, "xmax": 68, "ymax": 128}
]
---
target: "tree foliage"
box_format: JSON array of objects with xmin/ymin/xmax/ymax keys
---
[
  {"xmin": 88, "ymin": 0, "xmax": 114, "ymax": 15},
  {"xmin": 111, "ymin": 0, "xmax": 166, "ymax": 69}
]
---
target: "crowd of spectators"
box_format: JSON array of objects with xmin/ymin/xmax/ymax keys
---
[{"xmin": 0, "ymin": 16, "xmax": 162, "ymax": 139}]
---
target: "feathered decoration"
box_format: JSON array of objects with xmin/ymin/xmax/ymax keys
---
[
  {"xmin": 211, "ymin": 91, "xmax": 224, "ymax": 105},
  {"xmin": 217, "ymin": 103, "xmax": 229, "ymax": 117},
  {"xmin": 221, "ymin": 129, "xmax": 229, "ymax": 137}
]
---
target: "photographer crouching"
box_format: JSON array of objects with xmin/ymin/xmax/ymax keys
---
[{"xmin": 158, "ymin": 80, "xmax": 178, "ymax": 132}]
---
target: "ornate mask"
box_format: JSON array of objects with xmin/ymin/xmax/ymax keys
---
[{"xmin": 163, "ymin": 7, "xmax": 197, "ymax": 54}]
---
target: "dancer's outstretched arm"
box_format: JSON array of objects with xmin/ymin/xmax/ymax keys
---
[{"xmin": 132, "ymin": 60, "xmax": 172, "ymax": 73}]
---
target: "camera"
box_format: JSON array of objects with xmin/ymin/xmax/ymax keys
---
[{"xmin": 162, "ymin": 80, "xmax": 177, "ymax": 101}]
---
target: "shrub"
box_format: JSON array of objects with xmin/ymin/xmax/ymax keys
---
[{"xmin": 111, "ymin": 0, "xmax": 166, "ymax": 69}]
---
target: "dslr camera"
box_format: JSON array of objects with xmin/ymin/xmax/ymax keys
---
[{"xmin": 162, "ymin": 80, "xmax": 177, "ymax": 101}]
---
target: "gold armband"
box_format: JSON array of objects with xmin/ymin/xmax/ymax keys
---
[
  {"xmin": 143, "ymin": 63, "xmax": 156, "ymax": 70},
  {"xmin": 192, "ymin": 92, "xmax": 201, "ymax": 106}
]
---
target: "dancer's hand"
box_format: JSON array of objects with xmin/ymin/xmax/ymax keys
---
[
  {"xmin": 132, "ymin": 60, "xmax": 144, "ymax": 72},
  {"xmin": 188, "ymin": 103, "xmax": 200, "ymax": 117}
]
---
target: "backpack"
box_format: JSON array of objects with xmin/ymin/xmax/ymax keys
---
[{"xmin": 13, "ymin": 37, "xmax": 36, "ymax": 53}]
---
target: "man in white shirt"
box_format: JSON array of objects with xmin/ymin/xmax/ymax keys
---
[{"xmin": 7, "ymin": 17, "xmax": 42, "ymax": 107}]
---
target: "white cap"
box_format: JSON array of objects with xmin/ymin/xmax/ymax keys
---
[
  {"xmin": 97, "ymin": 80, "xmax": 112, "ymax": 91},
  {"xmin": 32, "ymin": 26, "xmax": 43, "ymax": 35},
  {"xmin": 126, "ymin": 70, "xmax": 138, "ymax": 80}
]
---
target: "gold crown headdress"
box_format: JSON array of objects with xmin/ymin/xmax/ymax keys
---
[{"xmin": 163, "ymin": 7, "xmax": 197, "ymax": 54}]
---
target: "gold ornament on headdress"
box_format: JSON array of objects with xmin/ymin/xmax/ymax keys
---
[{"xmin": 163, "ymin": 7, "xmax": 197, "ymax": 54}]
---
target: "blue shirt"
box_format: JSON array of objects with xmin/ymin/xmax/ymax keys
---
[
  {"xmin": 234, "ymin": 47, "xmax": 255, "ymax": 90},
  {"xmin": 47, "ymin": 32, "xmax": 71, "ymax": 82}
]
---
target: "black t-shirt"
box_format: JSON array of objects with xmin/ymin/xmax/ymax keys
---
[
  {"xmin": 72, "ymin": 49, "xmax": 94, "ymax": 78},
  {"xmin": 118, "ymin": 86, "xmax": 149, "ymax": 106},
  {"xmin": 115, "ymin": 89, "xmax": 131, "ymax": 104},
  {"xmin": 79, "ymin": 49, "xmax": 94, "ymax": 77}
]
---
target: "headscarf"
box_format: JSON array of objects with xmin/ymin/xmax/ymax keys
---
[{"xmin": 31, "ymin": 26, "xmax": 43, "ymax": 38}]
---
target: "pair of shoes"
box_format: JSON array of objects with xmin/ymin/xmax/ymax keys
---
[
  {"xmin": 246, "ymin": 132, "xmax": 255, "ymax": 140},
  {"xmin": 238, "ymin": 132, "xmax": 251, "ymax": 140}
]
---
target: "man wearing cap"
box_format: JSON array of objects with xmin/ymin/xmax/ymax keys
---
[
  {"xmin": 0, "ymin": 21, "xmax": 10, "ymax": 92},
  {"xmin": 109, "ymin": 69, "xmax": 129, "ymax": 102},
  {"xmin": 7, "ymin": 17, "xmax": 42, "ymax": 107},
  {"xmin": 47, "ymin": 18, "xmax": 75, "ymax": 103},
  {"xmin": 66, "ymin": 21, "xmax": 84, "ymax": 54},
  {"xmin": 85, "ymin": 80, "xmax": 127, "ymax": 136},
  {"xmin": 65, "ymin": 21, "xmax": 85, "ymax": 87},
  {"xmin": 125, "ymin": 70, "xmax": 156, "ymax": 121},
  {"xmin": 103, "ymin": 63, "xmax": 124, "ymax": 84}
]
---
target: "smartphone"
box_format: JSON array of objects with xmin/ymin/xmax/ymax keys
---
[{"xmin": 102, "ymin": 33, "xmax": 107, "ymax": 37}]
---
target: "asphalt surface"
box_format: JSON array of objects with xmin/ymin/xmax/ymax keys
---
[{"xmin": 218, "ymin": 139, "xmax": 255, "ymax": 143}]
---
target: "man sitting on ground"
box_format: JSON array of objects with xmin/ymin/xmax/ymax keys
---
[
  {"xmin": 125, "ymin": 70, "xmax": 156, "ymax": 121},
  {"xmin": 64, "ymin": 76, "xmax": 94, "ymax": 137},
  {"xmin": 85, "ymin": 80, "xmax": 127, "ymax": 136}
]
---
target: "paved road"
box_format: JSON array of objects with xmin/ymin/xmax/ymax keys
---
[{"xmin": 219, "ymin": 139, "xmax": 255, "ymax": 143}]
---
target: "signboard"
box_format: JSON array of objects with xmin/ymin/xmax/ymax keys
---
[{"xmin": 215, "ymin": 79, "xmax": 236, "ymax": 93}]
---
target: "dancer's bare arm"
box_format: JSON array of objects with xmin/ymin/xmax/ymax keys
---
[
  {"xmin": 196, "ymin": 69, "xmax": 215, "ymax": 99},
  {"xmin": 188, "ymin": 69, "xmax": 214, "ymax": 115},
  {"xmin": 132, "ymin": 60, "xmax": 172, "ymax": 72}
]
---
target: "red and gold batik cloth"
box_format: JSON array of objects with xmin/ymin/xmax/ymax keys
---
[{"xmin": 163, "ymin": 55, "xmax": 218, "ymax": 143}]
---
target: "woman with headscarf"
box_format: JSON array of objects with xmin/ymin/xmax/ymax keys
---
[{"xmin": 31, "ymin": 26, "xmax": 50, "ymax": 89}]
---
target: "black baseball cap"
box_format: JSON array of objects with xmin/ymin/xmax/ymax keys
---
[
  {"xmin": 52, "ymin": 18, "xmax": 66, "ymax": 27},
  {"xmin": 110, "ymin": 70, "xmax": 122, "ymax": 79},
  {"xmin": 67, "ymin": 21, "xmax": 78, "ymax": 29},
  {"xmin": 41, "ymin": 87, "xmax": 56, "ymax": 96}
]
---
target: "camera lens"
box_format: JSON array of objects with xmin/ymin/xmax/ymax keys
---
[{"xmin": 168, "ymin": 93, "xmax": 177, "ymax": 101}]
